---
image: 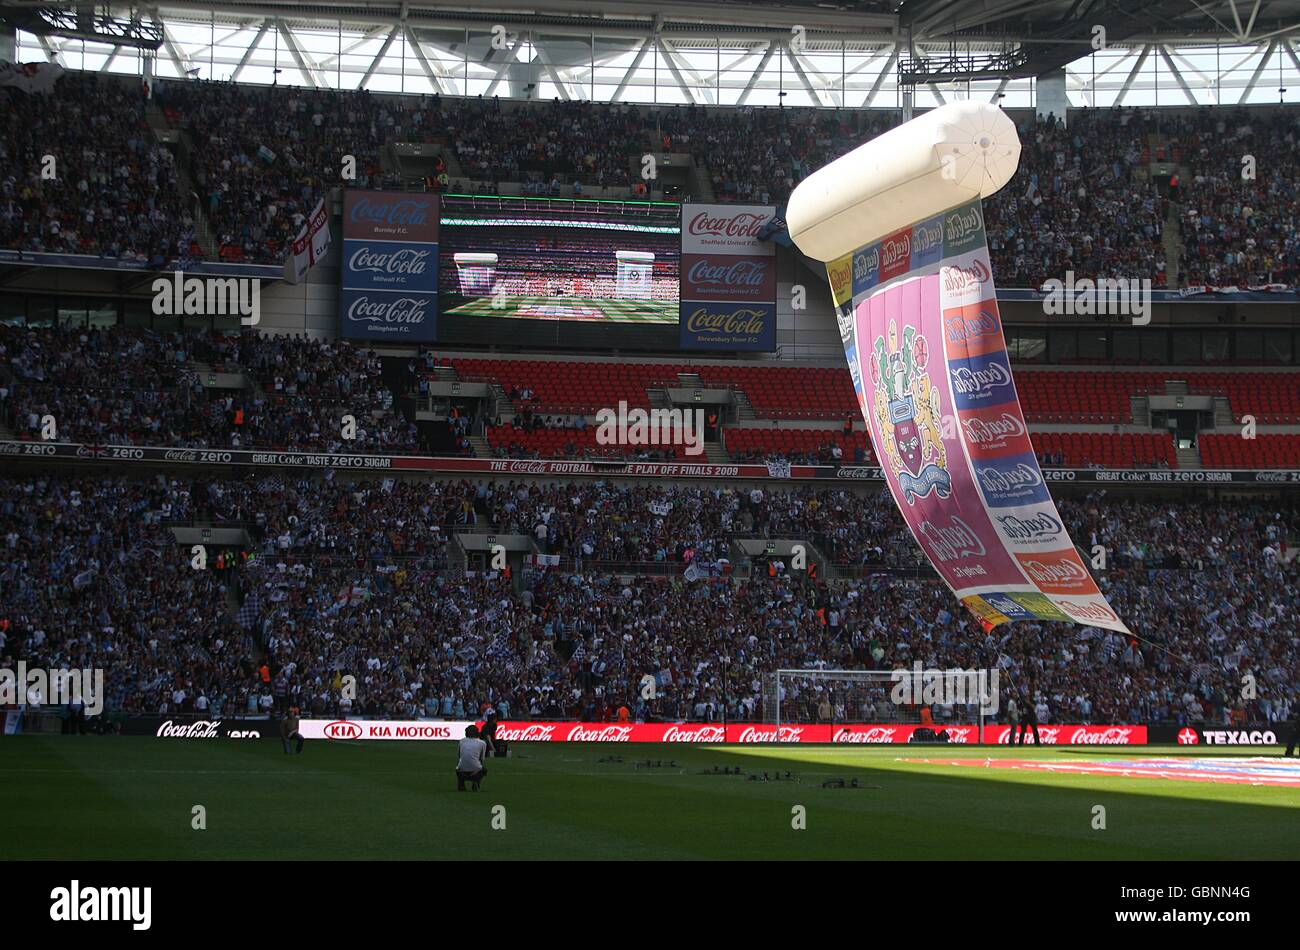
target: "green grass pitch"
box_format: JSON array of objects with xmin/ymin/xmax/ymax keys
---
[
  {"xmin": 3, "ymin": 737, "xmax": 1297, "ymax": 860},
  {"xmin": 444, "ymin": 295, "xmax": 678, "ymax": 324}
]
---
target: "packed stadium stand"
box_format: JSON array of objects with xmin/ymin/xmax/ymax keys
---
[
  {"xmin": 2, "ymin": 22, "xmax": 1299, "ymax": 749},
  {"xmin": 5, "ymin": 71, "xmax": 1300, "ymax": 289},
  {"xmin": 3, "ymin": 470, "xmax": 1296, "ymax": 723}
]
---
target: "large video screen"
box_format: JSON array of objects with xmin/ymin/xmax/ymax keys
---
[{"xmin": 437, "ymin": 195, "xmax": 681, "ymax": 350}]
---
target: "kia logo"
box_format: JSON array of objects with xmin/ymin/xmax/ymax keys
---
[{"xmin": 324, "ymin": 721, "xmax": 362, "ymax": 740}]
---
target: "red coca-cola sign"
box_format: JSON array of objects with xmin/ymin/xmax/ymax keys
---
[
  {"xmin": 982, "ymin": 724, "xmax": 1146, "ymax": 745},
  {"xmin": 488, "ymin": 721, "xmax": 1147, "ymax": 744},
  {"xmin": 833, "ymin": 724, "xmax": 978, "ymax": 744}
]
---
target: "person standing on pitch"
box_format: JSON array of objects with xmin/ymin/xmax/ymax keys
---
[
  {"xmin": 1017, "ymin": 682, "xmax": 1041, "ymax": 746},
  {"xmin": 1286, "ymin": 701, "xmax": 1299, "ymax": 757},
  {"xmin": 281, "ymin": 706, "xmax": 305, "ymax": 755},
  {"xmin": 481, "ymin": 709, "xmax": 501, "ymax": 757},
  {"xmin": 457, "ymin": 724, "xmax": 488, "ymax": 792},
  {"xmin": 1005, "ymin": 691, "xmax": 1021, "ymax": 745}
]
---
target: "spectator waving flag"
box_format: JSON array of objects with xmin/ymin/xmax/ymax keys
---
[
  {"xmin": 0, "ymin": 60, "xmax": 64, "ymax": 95},
  {"xmin": 283, "ymin": 198, "xmax": 331, "ymax": 284}
]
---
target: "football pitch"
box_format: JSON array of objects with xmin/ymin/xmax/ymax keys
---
[
  {"xmin": 444, "ymin": 295, "xmax": 678, "ymax": 323},
  {"xmin": 3, "ymin": 737, "xmax": 1297, "ymax": 861}
]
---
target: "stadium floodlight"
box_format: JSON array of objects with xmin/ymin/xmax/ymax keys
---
[{"xmin": 765, "ymin": 668, "xmax": 995, "ymax": 743}]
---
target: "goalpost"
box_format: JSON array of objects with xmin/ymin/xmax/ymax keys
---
[{"xmin": 763, "ymin": 669, "xmax": 994, "ymax": 742}]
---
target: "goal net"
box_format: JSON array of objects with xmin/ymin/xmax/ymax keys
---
[{"xmin": 762, "ymin": 668, "xmax": 994, "ymax": 742}]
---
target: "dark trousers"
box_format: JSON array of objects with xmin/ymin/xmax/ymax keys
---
[
  {"xmin": 456, "ymin": 767, "xmax": 486, "ymax": 791},
  {"xmin": 1287, "ymin": 720, "xmax": 1299, "ymax": 757},
  {"xmin": 1017, "ymin": 720, "xmax": 1041, "ymax": 745},
  {"xmin": 282, "ymin": 732, "xmax": 304, "ymax": 754}
]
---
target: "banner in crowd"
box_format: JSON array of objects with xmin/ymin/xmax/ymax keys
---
[
  {"xmin": 340, "ymin": 190, "xmax": 439, "ymax": 342},
  {"xmin": 827, "ymin": 200, "xmax": 1130, "ymax": 633},
  {"xmin": 283, "ymin": 197, "xmax": 331, "ymax": 284},
  {"xmin": 679, "ymin": 203, "xmax": 777, "ymax": 351},
  {"xmin": 0, "ymin": 60, "xmax": 65, "ymax": 95},
  {"xmin": 7, "ymin": 440, "xmax": 1300, "ymax": 487}
]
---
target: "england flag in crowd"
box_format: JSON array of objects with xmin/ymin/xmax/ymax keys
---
[{"xmin": 284, "ymin": 198, "xmax": 331, "ymax": 284}]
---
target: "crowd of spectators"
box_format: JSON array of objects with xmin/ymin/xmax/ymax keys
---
[
  {"xmin": 1, "ymin": 73, "xmax": 198, "ymax": 264},
  {"xmin": 1, "ymin": 326, "xmax": 414, "ymax": 453},
  {"xmin": 8, "ymin": 71, "xmax": 1300, "ymax": 287},
  {"xmin": 983, "ymin": 109, "xmax": 1169, "ymax": 289},
  {"xmin": 2, "ymin": 470, "xmax": 1295, "ymax": 728},
  {"xmin": 1165, "ymin": 107, "xmax": 1300, "ymax": 287}
]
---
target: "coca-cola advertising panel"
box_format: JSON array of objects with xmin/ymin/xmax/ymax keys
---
[
  {"xmin": 981, "ymin": 724, "xmax": 1148, "ymax": 745},
  {"xmin": 680, "ymin": 203, "xmax": 777, "ymax": 351},
  {"xmin": 279, "ymin": 719, "xmax": 1148, "ymax": 745},
  {"xmin": 340, "ymin": 189, "xmax": 439, "ymax": 342},
  {"xmin": 680, "ymin": 255, "xmax": 776, "ymax": 302}
]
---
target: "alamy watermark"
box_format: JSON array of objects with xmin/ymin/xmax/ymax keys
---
[
  {"xmin": 595, "ymin": 400, "xmax": 705, "ymax": 457},
  {"xmin": 1041, "ymin": 270, "xmax": 1150, "ymax": 325},
  {"xmin": 889, "ymin": 662, "xmax": 999, "ymax": 715},
  {"xmin": 152, "ymin": 270, "xmax": 261, "ymax": 326},
  {"xmin": 0, "ymin": 662, "xmax": 104, "ymax": 715}
]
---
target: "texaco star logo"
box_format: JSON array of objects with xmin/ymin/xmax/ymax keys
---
[{"xmin": 1177, "ymin": 728, "xmax": 1198, "ymax": 745}]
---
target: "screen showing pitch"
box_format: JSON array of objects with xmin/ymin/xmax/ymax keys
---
[{"xmin": 437, "ymin": 195, "xmax": 681, "ymax": 350}]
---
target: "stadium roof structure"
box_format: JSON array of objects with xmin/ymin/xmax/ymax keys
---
[{"xmin": 5, "ymin": 0, "xmax": 1300, "ymax": 107}]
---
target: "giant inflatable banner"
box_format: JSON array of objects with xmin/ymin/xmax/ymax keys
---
[{"xmin": 789, "ymin": 102, "xmax": 1128, "ymax": 634}]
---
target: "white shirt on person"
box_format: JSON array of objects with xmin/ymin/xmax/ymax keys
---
[{"xmin": 457, "ymin": 737, "xmax": 487, "ymax": 772}]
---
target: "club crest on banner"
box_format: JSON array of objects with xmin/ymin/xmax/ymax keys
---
[{"xmin": 871, "ymin": 320, "xmax": 951, "ymax": 503}]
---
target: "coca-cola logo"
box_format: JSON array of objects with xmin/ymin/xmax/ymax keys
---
[
  {"xmin": 881, "ymin": 234, "xmax": 910, "ymax": 266},
  {"xmin": 349, "ymin": 196, "xmax": 431, "ymax": 227},
  {"xmin": 945, "ymin": 309, "xmax": 999, "ymax": 344},
  {"xmin": 1070, "ymin": 727, "xmax": 1132, "ymax": 744},
  {"xmin": 853, "ymin": 247, "xmax": 879, "ymax": 280},
  {"xmin": 913, "ymin": 221, "xmax": 943, "ymax": 252},
  {"xmin": 737, "ymin": 726, "xmax": 804, "ymax": 743},
  {"xmin": 941, "ymin": 259, "xmax": 991, "ymax": 294},
  {"xmin": 509, "ymin": 460, "xmax": 549, "ymax": 474},
  {"xmin": 945, "ymin": 206, "xmax": 983, "ymax": 240},
  {"xmin": 566, "ymin": 724, "xmax": 634, "ymax": 742},
  {"xmin": 324, "ymin": 721, "xmax": 362, "ymax": 740},
  {"xmin": 1021, "ymin": 558, "xmax": 1089, "ymax": 585},
  {"xmin": 836, "ymin": 467, "xmax": 880, "ymax": 479},
  {"xmin": 662, "ymin": 725, "xmax": 726, "ymax": 742},
  {"xmin": 995, "ymin": 512, "xmax": 1063, "ymax": 541},
  {"xmin": 346, "ymin": 295, "xmax": 428, "ymax": 324},
  {"xmin": 686, "ymin": 259, "xmax": 768, "ymax": 287},
  {"xmin": 1255, "ymin": 472, "xmax": 1288, "ymax": 482},
  {"xmin": 684, "ymin": 307, "xmax": 766, "ymax": 335},
  {"xmin": 348, "ymin": 246, "xmax": 430, "ymax": 275},
  {"xmin": 688, "ymin": 211, "xmax": 767, "ymax": 239},
  {"xmin": 977, "ymin": 463, "xmax": 1041, "ymax": 494},
  {"xmin": 951, "ymin": 361, "xmax": 1011, "ymax": 396},
  {"xmin": 835, "ymin": 726, "xmax": 896, "ymax": 743},
  {"xmin": 494, "ymin": 724, "xmax": 557, "ymax": 741},
  {"xmin": 918, "ymin": 516, "xmax": 986, "ymax": 562},
  {"xmin": 827, "ymin": 258, "xmax": 853, "ymax": 296},
  {"xmin": 164, "ymin": 449, "xmax": 199, "ymax": 462},
  {"xmin": 963, "ymin": 413, "xmax": 1025, "ymax": 444},
  {"xmin": 1055, "ymin": 599, "xmax": 1119, "ymax": 623},
  {"xmin": 0, "ymin": 443, "xmax": 21, "ymax": 455},
  {"xmin": 997, "ymin": 726, "xmax": 1061, "ymax": 744},
  {"xmin": 156, "ymin": 719, "xmax": 221, "ymax": 739}
]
